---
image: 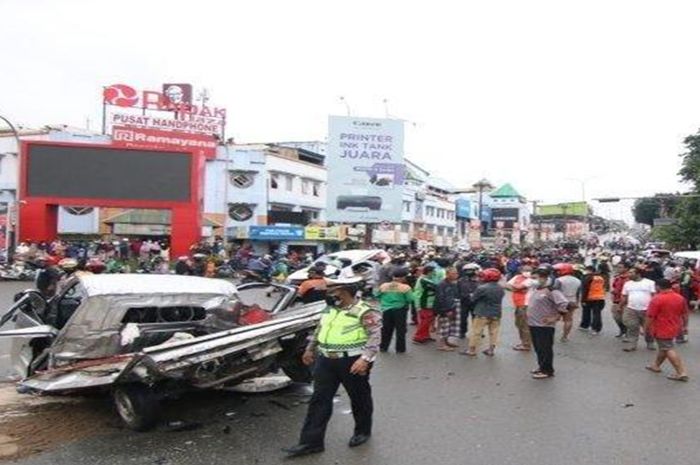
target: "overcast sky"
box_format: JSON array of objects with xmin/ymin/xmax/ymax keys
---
[{"xmin": 2, "ymin": 0, "xmax": 699, "ymax": 220}]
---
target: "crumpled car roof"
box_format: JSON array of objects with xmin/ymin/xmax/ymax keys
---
[{"xmin": 78, "ymin": 274, "xmax": 237, "ymax": 297}]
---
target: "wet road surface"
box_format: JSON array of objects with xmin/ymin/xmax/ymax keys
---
[{"xmin": 0, "ymin": 281, "xmax": 698, "ymax": 464}]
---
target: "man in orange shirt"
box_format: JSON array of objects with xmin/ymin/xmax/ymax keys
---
[
  {"xmin": 506, "ymin": 266, "xmax": 536, "ymax": 351},
  {"xmin": 298, "ymin": 268, "xmax": 328, "ymax": 304},
  {"xmin": 580, "ymin": 266, "xmax": 606, "ymax": 335}
]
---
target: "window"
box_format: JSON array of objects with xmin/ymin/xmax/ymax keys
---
[
  {"xmin": 63, "ymin": 206, "xmax": 94, "ymax": 215},
  {"xmin": 285, "ymin": 175, "xmax": 293, "ymax": 192},
  {"xmin": 230, "ymin": 171, "xmax": 255, "ymax": 189},
  {"xmin": 270, "ymin": 174, "xmax": 279, "ymax": 189},
  {"xmin": 437, "ymin": 226, "xmax": 445, "ymax": 236},
  {"xmin": 446, "ymin": 227, "xmax": 454, "ymax": 236},
  {"xmin": 312, "ymin": 182, "xmax": 320, "ymax": 197},
  {"xmin": 228, "ymin": 203, "xmax": 254, "ymax": 222},
  {"xmin": 304, "ymin": 209, "xmax": 320, "ymax": 221},
  {"xmin": 302, "ymin": 179, "xmax": 310, "ymax": 195},
  {"xmin": 401, "ymin": 222, "xmax": 410, "ymax": 233},
  {"xmin": 403, "ymin": 201, "xmax": 411, "ymax": 213}
]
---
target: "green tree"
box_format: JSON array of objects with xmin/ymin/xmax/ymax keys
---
[
  {"xmin": 652, "ymin": 197, "xmax": 700, "ymax": 249},
  {"xmin": 632, "ymin": 194, "xmax": 679, "ymax": 226},
  {"xmin": 679, "ymin": 132, "xmax": 700, "ymax": 190}
]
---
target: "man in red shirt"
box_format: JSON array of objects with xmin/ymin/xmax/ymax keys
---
[{"xmin": 645, "ymin": 279, "xmax": 689, "ymax": 382}]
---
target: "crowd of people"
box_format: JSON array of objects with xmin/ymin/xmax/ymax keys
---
[{"xmin": 364, "ymin": 244, "xmax": 694, "ymax": 381}]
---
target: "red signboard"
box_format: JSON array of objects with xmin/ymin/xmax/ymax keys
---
[{"xmin": 112, "ymin": 126, "xmax": 217, "ymax": 159}]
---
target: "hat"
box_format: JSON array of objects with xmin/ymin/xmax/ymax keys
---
[{"xmin": 326, "ymin": 277, "xmax": 364, "ymax": 290}]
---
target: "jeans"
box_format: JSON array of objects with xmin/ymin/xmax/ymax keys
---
[
  {"xmin": 381, "ymin": 307, "xmax": 408, "ymax": 352},
  {"xmin": 299, "ymin": 355, "xmax": 373, "ymax": 447},
  {"xmin": 529, "ymin": 326, "xmax": 555, "ymax": 375},
  {"xmin": 581, "ymin": 300, "xmax": 605, "ymax": 332}
]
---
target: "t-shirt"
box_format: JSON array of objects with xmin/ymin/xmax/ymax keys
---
[
  {"xmin": 646, "ymin": 290, "xmax": 688, "ymax": 339},
  {"xmin": 622, "ymin": 278, "xmax": 656, "ymax": 311},
  {"xmin": 556, "ymin": 275, "xmax": 581, "ymax": 304}
]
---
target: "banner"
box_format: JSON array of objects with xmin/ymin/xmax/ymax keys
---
[
  {"xmin": 468, "ymin": 219, "xmax": 482, "ymax": 249},
  {"xmin": 304, "ymin": 226, "xmax": 346, "ymax": 241},
  {"xmin": 112, "ymin": 126, "xmax": 217, "ymax": 159},
  {"xmin": 249, "ymin": 226, "xmax": 304, "ymax": 241},
  {"xmin": 326, "ymin": 116, "xmax": 405, "ymax": 223},
  {"xmin": 511, "ymin": 223, "xmax": 521, "ymax": 245}
]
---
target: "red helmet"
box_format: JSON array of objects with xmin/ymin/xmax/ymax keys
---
[
  {"xmin": 480, "ymin": 268, "xmax": 502, "ymax": 283},
  {"xmin": 553, "ymin": 263, "xmax": 575, "ymax": 276}
]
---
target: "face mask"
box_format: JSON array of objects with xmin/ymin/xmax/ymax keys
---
[{"xmin": 325, "ymin": 295, "xmax": 342, "ymax": 307}]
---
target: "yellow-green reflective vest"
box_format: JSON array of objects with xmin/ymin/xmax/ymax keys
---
[{"xmin": 317, "ymin": 302, "xmax": 371, "ymax": 352}]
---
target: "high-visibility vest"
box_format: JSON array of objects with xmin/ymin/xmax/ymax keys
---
[{"xmin": 317, "ymin": 301, "xmax": 371, "ymax": 352}]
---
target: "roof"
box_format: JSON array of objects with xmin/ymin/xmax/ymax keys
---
[
  {"xmin": 79, "ymin": 274, "xmax": 237, "ymax": 297},
  {"xmin": 103, "ymin": 209, "xmax": 220, "ymax": 227},
  {"xmin": 490, "ymin": 183, "xmax": 522, "ymax": 198}
]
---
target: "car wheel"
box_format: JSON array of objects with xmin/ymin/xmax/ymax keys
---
[{"xmin": 113, "ymin": 384, "xmax": 160, "ymax": 432}]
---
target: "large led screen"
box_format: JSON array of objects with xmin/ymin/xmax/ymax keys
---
[{"xmin": 26, "ymin": 144, "xmax": 191, "ymax": 202}]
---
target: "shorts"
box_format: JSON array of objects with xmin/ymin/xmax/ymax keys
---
[{"xmin": 656, "ymin": 339, "xmax": 674, "ymax": 351}]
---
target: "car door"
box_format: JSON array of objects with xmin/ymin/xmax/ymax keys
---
[{"xmin": 0, "ymin": 290, "xmax": 55, "ymax": 379}]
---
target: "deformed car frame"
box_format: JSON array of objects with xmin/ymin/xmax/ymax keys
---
[{"xmin": 0, "ymin": 274, "xmax": 325, "ymax": 430}]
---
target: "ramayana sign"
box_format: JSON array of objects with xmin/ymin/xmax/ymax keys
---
[{"xmin": 112, "ymin": 126, "xmax": 217, "ymax": 159}]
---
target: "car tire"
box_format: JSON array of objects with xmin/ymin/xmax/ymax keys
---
[{"xmin": 113, "ymin": 384, "xmax": 161, "ymax": 432}]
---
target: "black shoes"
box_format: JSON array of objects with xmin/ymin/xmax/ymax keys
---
[
  {"xmin": 282, "ymin": 444, "xmax": 324, "ymax": 458},
  {"xmin": 348, "ymin": 434, "xmax": 371, "ymax": 448}
]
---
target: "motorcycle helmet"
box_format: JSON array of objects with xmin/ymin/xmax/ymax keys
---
[
  {"xmin": 480, "ymin": 268, "xmax": 502, "ymax": 283},
  {"xmin": 86, "ymin": 259, "xmax": 106, "ymax": 274},
  {"xmin": 462, "ymin": 263, "xmax": 482, "ymax": 275},
  {"xmin": 58, "ymin": 258, "xmax": 78, "ymax": 272},
  {"xmin": 553, "ymin": 263, "xmax": 575, "ymax": 276}
]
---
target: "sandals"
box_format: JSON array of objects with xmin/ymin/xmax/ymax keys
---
[
  {"xmin": 667, "ymin": 374, "xmax": 689, "ymax": 382},
  {"xmin": 460, "ymin": 351, "xmax": 477, "ymax": 357},
  {"xmin": 512, "ymin": 345, "xmax": 531, "ymax": 352},
  {"xmin": 532, "ymin": 372, "xmax": 553, "ymax": 379},
  {"xmin": 482, "ymin": 349, "xmax": 495, "ymax": 357},
  {"xmin": 645, "ymin": 366, "xmax": 662, "ymax": 374},
  {"xmin": 437, "ymin": 346, "xmax": 455, "ymax": 352}
]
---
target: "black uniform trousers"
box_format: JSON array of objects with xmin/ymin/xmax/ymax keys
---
[
  {"xmin": 299, "ymin": 355, "xmax": 373, "ymax": 447},
  {"xmin": 380, "ymin": 307, "xmax": 408, "ymax": 352}
]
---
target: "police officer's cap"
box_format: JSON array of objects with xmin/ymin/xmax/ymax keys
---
[{"xmin": 326, "ymin": 277, "xmax": 363, "ymax": 292}]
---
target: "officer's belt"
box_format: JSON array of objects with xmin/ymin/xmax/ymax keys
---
[{"xmin": 319, "ymin": 349, "xmax": 364, "ymax": 359}]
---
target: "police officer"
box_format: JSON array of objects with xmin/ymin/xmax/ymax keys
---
[{"xmin": 283, "ymin": 277, "xmax": 382, "ymax": 458}]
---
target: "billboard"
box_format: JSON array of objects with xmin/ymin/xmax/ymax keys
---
[
  {"xmin": 326, "ymin": 116, "xmax": 404, "ymax": 223},
  {"xmin": 537, "ymin": 202, "xmax": 589, "ymax": 217},
  {"xmin": 456, "ymin": 198, "xmax": 475, "ymax": 219},
  {"xmin": 491, "ymin": 208, "xmax": 519, "ymax": 229},
  {"xmin": 26, "ymin": 144, "xmax": 191, "ymax": 201},
  {"xmin": 112, "ymin": 126, "xmax": 217, "ymax": 159}
]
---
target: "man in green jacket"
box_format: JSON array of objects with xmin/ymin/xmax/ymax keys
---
[
  {"xmin": 412, "ymin": 265, "xmax": 438, "ymax": 344},
  {"xmin": 376, "ymin": 268, "xmax": 414, "ymax": 353}
]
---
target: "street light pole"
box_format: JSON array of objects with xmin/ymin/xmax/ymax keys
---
[{"xmin": 0, "ymin": 114, "xmax": 20, "ymax": 262}]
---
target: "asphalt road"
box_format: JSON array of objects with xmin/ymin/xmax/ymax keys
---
[{"xmin": 1, "ymin": 281, "xmax": 699, "ymax": 464}]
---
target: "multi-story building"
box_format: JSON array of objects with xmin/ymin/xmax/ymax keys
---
[
  {"xmin": 372, "ymin": 160, "xmax": 457, "ymax": 249},
  {"xmin": 204, "ymin": 142, "xmax": 332, "ymax": 254}
]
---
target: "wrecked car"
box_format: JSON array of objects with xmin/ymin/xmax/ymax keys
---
[{"xmin": 0, "ymin": 274, "xmax": 325, "ymax": 430}]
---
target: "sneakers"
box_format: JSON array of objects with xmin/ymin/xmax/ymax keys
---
[
  {"xmin": 578, "ymin": 327, "xmax": 589, "ymax": 332},
  {"xmin": 559, "ymin": 336, "xmax": 569, "ymax": 343}
]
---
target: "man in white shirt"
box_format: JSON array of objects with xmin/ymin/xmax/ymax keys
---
[{"xmin": 621, "ymin": 266, "xmax": 657, "ymax": 352}]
